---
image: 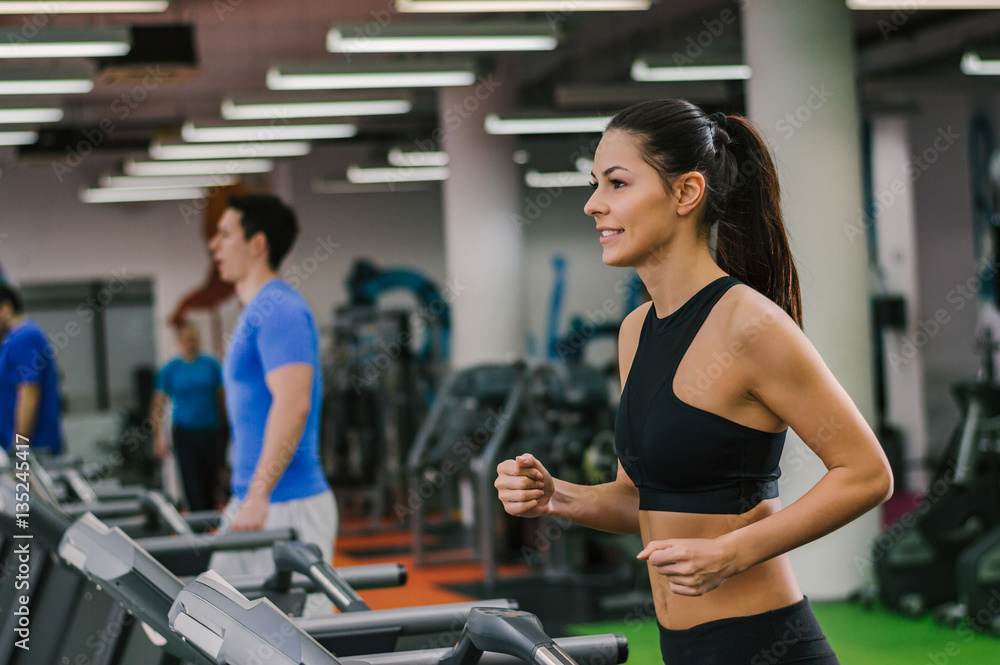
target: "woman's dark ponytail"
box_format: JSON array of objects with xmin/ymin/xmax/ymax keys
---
[
  {"xmin": 606, "ymin": 101, "xmax": 803, "ymax": 328},
  {"xmin": 713, "ymin": 115, "xmax": 802, "ymax": 327}
]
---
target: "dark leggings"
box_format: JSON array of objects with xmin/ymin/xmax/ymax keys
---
[
  {"xmin": 173, "ymin": 427, "xmax": 227, "ymax": 512},
  {"xmin": 659, "ymin": 597, "xmax": 839, "ymax": 665}
]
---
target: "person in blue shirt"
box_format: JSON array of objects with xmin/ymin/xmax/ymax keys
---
[
  {"xmin": 0, "ymin": 284, "xmax": 64, "ymax": 456},
  {"xmin": 207, "ymin": 194, "xmax": 336, "ymax": 615},
  {"xmin": 150, "ymin": 320, "xmax": 228, "ymax": 511}
]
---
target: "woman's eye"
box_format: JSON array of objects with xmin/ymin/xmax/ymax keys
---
[
  {"xmin": 611, "ymin": 179, "xmax": 625, "ymax": 189},
  {"xmin": 588, "ymin": 181, "xmax": 598, "ymax": 189}
]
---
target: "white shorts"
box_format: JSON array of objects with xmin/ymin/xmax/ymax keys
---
[{"xmin": 208, "ymin": 489, "xmax": 338, "ymax": 616}]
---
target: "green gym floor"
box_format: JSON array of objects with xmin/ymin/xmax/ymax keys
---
[{"xmin": 568, "ymin": 602, "xmax": 1000, "ymax": 664}]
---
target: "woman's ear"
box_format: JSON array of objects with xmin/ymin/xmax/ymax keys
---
[{"xmin": 674, "ymin": 171, "xmax": 706, "ymax": 217}]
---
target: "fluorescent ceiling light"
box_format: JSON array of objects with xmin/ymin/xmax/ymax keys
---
[
  {"xmin": 150, "ymin": 141, "xmax": 311, "ymax": 160},
  {"xmin": 0, "ymin": 130, "xmax": 37, "ymax": 145},
  {"xmin": 100, "ymin": 174, "xmax": 239, "ymax": 188},
  {"xmin": 0, "ymin": 2, "xmax": 168, "ymax": 13},
  {"xmin": 328, "ymin": 22, "xmax": 557, "ymax": 53},
  {"xmin": 387, "ymin": 147, "xmax": 448, "ymax": 167},
  {"xmin": 484, "ymin": 113, "xmax": 610, "ymax": 135},
  {"xmin": 80, "ymin": 186, "xmax": 205, "ymax": 204},
  {"xmin": 847, "ymin": 0, "xmax": 1000, "ymax": 7},
  {"xmin": 268, "ymin": 61, "xmax": 476, "ymax": 90},
  {"xmin": 396, "ymin": 0, "xmax": 650, "ymax": 11},
  {"xmin": 181, "ymin": 121, "xmax": 356, "ymax": 142},
  {"xmin": 0, "ymin": 27, "xmax": 130, "ymax": 59},
  {"xmin": 124, "ymin": 158, "xmax": 274, "ymax": 176},
  {"xmin": 961, "ymin": 51, "xmax": 1000, "ymax": 75},
  {"xmin": 346, "ymin": 164, "xmax": 449, "ymax": 183},
  {"xmin": 525, "ymin": 170, "xmax": 593, "ymax": 188},
  {"xmin": 631, "ymin": 58, "xmax": 752, "ymax": 82},
  {"xmin": 0, "ymin": 68, "xmax": 93, "ymax": 94},
  {"xmin": 222, "ymin": 96, "xmax": 411, "ymax": 120},
  {"xmin": 0, "ymin": 107, "xmax": 62, "ymax": 123},
  {"xmin": 312, "ymin": 179, "xmax": 432, "ymax": 194}
]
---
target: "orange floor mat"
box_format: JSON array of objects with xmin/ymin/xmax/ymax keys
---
[{"xmin": 333, "ymin": 524, "xmax": 531, "ymax": 610}]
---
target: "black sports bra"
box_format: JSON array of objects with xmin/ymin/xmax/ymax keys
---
[{"xmin": 615, "ymin": 276, "xmax": 786, "ymax": 515}]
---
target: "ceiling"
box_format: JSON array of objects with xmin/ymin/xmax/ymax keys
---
[{"xmin": 1, "ymin": 0, "xmax": 999, "ymax": 165}]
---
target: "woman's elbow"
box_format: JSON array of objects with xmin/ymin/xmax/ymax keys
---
[{"xmin": 867, "ymin": 459, "xmax": 894, "ymax": 508}]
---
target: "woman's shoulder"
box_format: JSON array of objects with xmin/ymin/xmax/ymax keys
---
[{"xmin": 719, "ymin": 282, "xmax": 795, "ymax": 346}]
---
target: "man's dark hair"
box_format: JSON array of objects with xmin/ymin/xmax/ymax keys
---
[
  {"xmin": 0, "ymin": 284, "xmax": 23, "ymax": 314},
  {"xmin": 226, "ymin": 194, "xmax": 299, "ymax": 270}
]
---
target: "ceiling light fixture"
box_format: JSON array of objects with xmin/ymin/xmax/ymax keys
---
[
  {"xmin": 312, "ymin": 179, "xmax": 432, "ymax": 194},
  {"xmin": 0, "ymin": 107, "xmax": 63, "ymax": 123},
  {"xmin": 0, "ymin": 68, "xmax": 93, "ymax": 95},
  {"xmin": 150, "ymin": 141, "xmax": 312, "ymax": 160},
  {"xmin": 99, "ymin": 174, "xmax": 240, "ymax": 188},
  {"xmin": 124, "ymin": 158, "xmax": 274, "ymax": 176},
  {"xmin": 0, "ymin": 27, "xmax": 130, "ymax": 59},
  {"xmin": 525, "ymin": 170, "xmax": 593, "ymax": 188},
  {"xmin": 328, "ymin": 22, "xmax": 557, "ymax": 53},
  {"xmin": 484, "ymin": 113, "xmax": 610, "ymax": 135},
  {"xmin": 631, "ymin": 58, "xmax": 752, "ymax": 82},
  {"xmin": 80, "ymin": 186, "xmax": 205, "ymax": 204},
  {"xmin": 961, "ymin": 51, "xmax": 1000, "ymax": 75},
  {"xmin": 221, "ymin": 95, "xmax": 411, "ymax": 120},
  {"xmin": 181, "ymin": 121, "xmax": 356, "ymax": 143},
  {"xmin": 267, "ymin": 61, "xmax": 476, "ymax": 90},
  {"xmin": 387, "ymin": 148, "xmax": 449, "ymax": 167},
  {"xmin": 346, "ymin": 164, "xmax": 449, "ymax": 183},
  {"xmin": 395, "ymin": 0, "xmax": 650, "ymax": 11},
  {"xmin": 847, "ymin": 0, "xmax": 1000, "ymax": 7},
  {"xmin": 0, "ymin": 1, "xmax": 168, "ymax": 13},
  {"xmin": 0, "ymin": 130, "xmax": 37, "ymax": 145}
]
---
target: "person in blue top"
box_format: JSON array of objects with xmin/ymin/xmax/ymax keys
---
[
  {"xmin": 207, "ymin": 193, "xmax": 336, "ymax": 616},
  {"xmin": 0, "ymin": 284, "xmax": 64, "ymax": 456},
  {"xmin": 150, "ymin": 320, "xmax": 228, "ymax": 511}
]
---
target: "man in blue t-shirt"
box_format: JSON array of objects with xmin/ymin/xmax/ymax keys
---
[
  {"xmin": 0, "ymin": 285, "xmax": 64, "ymax": 455},
  {"xmin": 151, "ymin": 320, "xmax": 228, "ymax": 511},
  {"xmin": 207, "ymin": 194, "xmax": 336, "ymax": 615}
]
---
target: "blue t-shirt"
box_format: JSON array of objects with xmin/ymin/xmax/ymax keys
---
[
  {"xmin": 224, "ymin": 279, "xmax": 329, "ymax": 503},
  {"xmin": 155, "ymin": 355, "xmax": 223, "ymax": 430},
  {"xmin": 0, "ymin": 320, "xmax": 64, "ymax": 453}
]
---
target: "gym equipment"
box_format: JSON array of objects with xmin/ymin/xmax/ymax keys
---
[
  {"xmin": 172, "ymin": 572, "xmax": 626, "ymax": 665},
  {"xmin": 407, "ymin": 363, "xmax": 537, "ymax": 587},
  {"xmin": 875, "ymin": 330, "xmax": 1000, "ymax": 614},
  {"xmin": 323, "ymin": 259, "xmax": 450, "ymax": 529},
  {"xmin": 955, "ymin": 523, "xmax": 1000, "ymax": 634}
]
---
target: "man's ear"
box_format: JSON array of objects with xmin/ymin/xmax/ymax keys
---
[
  {"xmin": 675, "ymin": 171, "xmax": 706, "ymax": 217},
  {"xmin": 248, "ymin": 231, "xmax": 269, "ymax": 261}
]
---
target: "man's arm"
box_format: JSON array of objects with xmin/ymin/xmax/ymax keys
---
[
  {"xmin": 13, "ymin": 382, "xmax": 40, "ymax": 445},
  {"xmin": 149, "ymin": 390, "xmax": 170, "ymax": 461},
  {"xmin": 229, "ymin": 363, "xmax": 313, "ymax": 531}
]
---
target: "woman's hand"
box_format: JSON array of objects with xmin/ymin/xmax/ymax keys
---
[
  {"xmin": 637, "ymin": 537, "xmax": 739, "ymax": 596},
  {"xmin": 495, "ymin": 453, "xmax": 555, "ymax": 518}
]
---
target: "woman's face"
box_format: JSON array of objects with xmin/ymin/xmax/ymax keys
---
[{"xmin": 584, "ymin": 130, "xmax": 681, "ymax": 269}]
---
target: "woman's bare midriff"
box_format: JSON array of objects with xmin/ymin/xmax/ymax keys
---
[{"xmin": 640, "ymin": 497, "xmax": 802, "ymax": 630}]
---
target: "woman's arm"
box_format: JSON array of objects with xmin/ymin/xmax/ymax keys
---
[
  {"xmin": 495, "ymin": 301, "xmax": 650, "ymax": 535},
  {"xmin": 639, "ymin": 295, "xmax": 893, "ymax": 595}
]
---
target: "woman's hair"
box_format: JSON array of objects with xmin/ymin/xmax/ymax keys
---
[{"xmin": 605, "ymin": 99, "xmax": 802, "ymax": 327}]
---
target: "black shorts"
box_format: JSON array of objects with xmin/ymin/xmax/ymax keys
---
[{"xmin": 658, "ymin": 597, "xmax": 839, "ymax": 665}]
